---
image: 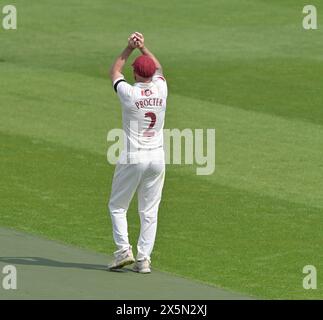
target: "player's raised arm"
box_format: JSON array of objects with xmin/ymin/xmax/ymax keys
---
[
  {"xmin": 133, "ymin": 32, "xmax": 163, "ymax": 76},
  {"xmin": 109, "ymin": 36, "xmax": 137, "ymax": 83}
]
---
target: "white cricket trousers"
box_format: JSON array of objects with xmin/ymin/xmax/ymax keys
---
[{"xmin": 108, "ymin": 149, "xmax": 165, "ymax": 261}]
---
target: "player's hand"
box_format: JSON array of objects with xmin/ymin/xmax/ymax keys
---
[
  {"xmin": 128, "ymin": 32, "xmax": 144, "ymax": 49},
  {"xmin": 134, "ymin": 32, "xmax": 144, "ymax": 49},
  {"xmin": 128, "ymin": 34, "xmax": 137, "ymax": 49}
]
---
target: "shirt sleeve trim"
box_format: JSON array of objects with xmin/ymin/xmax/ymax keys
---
[{"xmin": 113, "ymin": 79, "xmax": 126, "ymax": 92}]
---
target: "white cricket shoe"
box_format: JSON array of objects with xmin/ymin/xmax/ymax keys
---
[
  {"xmin": 108, "ymin": 249, "xmax": 135, "ymax": 270},
  {"xmin": 133, "ymin": 259, "xmax": 151, "ymax": 274}
]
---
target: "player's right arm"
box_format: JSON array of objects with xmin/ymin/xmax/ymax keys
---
[{"xmin": 133, "ymin": 32, "xmax": 164, "ymax": 76}]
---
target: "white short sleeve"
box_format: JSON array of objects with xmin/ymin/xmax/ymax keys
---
[
  {"xmin": 113, "ymin": 76, "xmax": 133, "ymax": 101},
  {"xmin": 152, "ymin": 72, "xmax": 167, "ymax": 98}
]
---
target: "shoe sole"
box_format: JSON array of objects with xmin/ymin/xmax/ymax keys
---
[
  {"xmin": 133, "ymin": 267, "xmax": 151, "ymax": 274},
  {"xmin": 108, "ymin": 257, "xmax": 135, "ymax": 270}
]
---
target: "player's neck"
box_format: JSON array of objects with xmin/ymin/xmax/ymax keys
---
[
  {"xmin": 135, "ymin": 75, "xmax": 152, "ymax": 83},
  {"xmin": 137, "ymin": 80, "xmax": 151, "ymax": 84}
]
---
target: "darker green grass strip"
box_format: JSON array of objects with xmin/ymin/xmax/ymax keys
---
[
  {"xmin": 1, "ymin": 0, "xmax": 323, "ymax": 126},
  {"xmin": 167, "ymin": 56, "xmax": 323, "ymax": 126}
]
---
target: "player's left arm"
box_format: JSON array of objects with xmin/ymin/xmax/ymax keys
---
[
  {"xmin": 108, "ymin": 46, "xmax": 133, "ymax": 82},
  {"xmin": 109, "ymin": 36, "xmax": 137, "ymax": 82}
]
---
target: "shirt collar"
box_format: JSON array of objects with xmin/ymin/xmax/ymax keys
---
[{"xmin": 134, "ymin": 81, "xmax": 153, "ymax": 88}]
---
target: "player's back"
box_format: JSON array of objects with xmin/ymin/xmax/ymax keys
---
[{"xmin": 113, "ymin": 73, "xmax": 168, "ymax": 153}]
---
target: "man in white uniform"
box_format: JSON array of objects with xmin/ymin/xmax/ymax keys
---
[{"xmin": 108, "ymin": 32, "xmax": 167, "ymax": 273}]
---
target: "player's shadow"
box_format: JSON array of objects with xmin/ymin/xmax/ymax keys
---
[
  {"xmin": 0, "ymin": 256, "xmax": 109, "ymax": 272},
  {"xmin": 0, "ymin": 257, "xmax": 133, "ymax": 273},
  {"xmin": 0, "ymin": 256, "xmax": 132, "ymax": 273}
]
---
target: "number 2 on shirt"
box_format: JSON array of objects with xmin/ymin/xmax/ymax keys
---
[{"xmin": 143, "ymin": 112, "xmax": 156, "ymax": 137}]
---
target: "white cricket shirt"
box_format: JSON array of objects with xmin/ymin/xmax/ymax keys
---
[{"xmin": 113, "ymin": 72, "xmax": 167, "ymax": 153}]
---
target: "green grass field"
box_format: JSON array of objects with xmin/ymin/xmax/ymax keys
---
[{"xmin": 1, "ymin": 0, "xmax": 323, "ymax": 299}]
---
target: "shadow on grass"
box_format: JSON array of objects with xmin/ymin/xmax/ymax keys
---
[
  {"xmin": 0, "ymin": 256, "xmax": 130, "ymax": 272},
  {"xmin": 0, "ymin": 256, "xmax": 134, "ymax": 273}
]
